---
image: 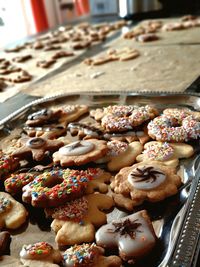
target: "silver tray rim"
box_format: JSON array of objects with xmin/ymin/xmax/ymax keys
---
[{"xmin": 1, "ymin": 90, "xmax": 200, "ymax": 267}]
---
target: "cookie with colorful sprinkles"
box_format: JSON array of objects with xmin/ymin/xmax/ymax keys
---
[
  {"xmin": 0, "ymin": 192, "xmax": 28, "ymax": 229},
  {"xmin": 0, "ymin": 151, "xmax": 19, "ymax": 180},
  {"xmin": 22, "ymin": 168, "xmax": 95, "ymax": 207},
  {"xmin": 136, "ymin": 141, "xmax": 194, "ymax": 167},
  {"xmin": 110, "ymin": 161, "xmax": 182, "ymax": 209},
  {"xmin": 49, "ymin": 193, "xmax": 114, "ymax": 246},
  {"xmin": 62, "ymin": 243, "xmax": 122, "ymax": 267},
  {"xmin": 147, "ymin": 114, "xmax": 200, "ymax": 142},
  {"xmin": 19, "ymin": 242, "xmax": 62, "ymax": 267}
]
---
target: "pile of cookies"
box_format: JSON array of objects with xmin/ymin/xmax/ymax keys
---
[{"xmin": 0, "ymin": 102, "xmax": 199, "ymax": 266}]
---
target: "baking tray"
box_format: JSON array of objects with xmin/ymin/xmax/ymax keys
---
[{"xmin": 1, "ymin": 91, "xmax": 200, "ymax": 267}]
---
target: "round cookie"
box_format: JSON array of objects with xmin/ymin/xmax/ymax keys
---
[
  {"xmin": 110, "ymin": 161, "xmax": 182, "ymax": 208},
  {"xmin": 22, "ymin": 168, "xmax": 95, "ymax": 207},
  {"xmin": 53, "ymin": 139, "xmax": 108, "ymax": 166}
]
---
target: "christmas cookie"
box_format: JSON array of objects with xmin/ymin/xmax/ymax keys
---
[
  {"xmin": 53, "ymin": 139, "xmax": 108, "ymax": 166},
  {"xmin": 49, "ymin": 193, "xmax": 114, "ymax": 245},
  {"xmin": 95, "ymin": 210, "xmax": 156, "ymax": 262},
  {"xmin": 12, "ymin": 135, "xmax": 63, "ymax": 161},
  {"xmin": 0, "ymin": 192, "xmax": 28, "ymax": 229},
  {"xmin": 22, "ymin": 168, "xmax": 95, "ymax": 207},
  {"xmin": 62, "ymin": 243, "xmax": 122, "ymax": 267},
  {"xmin": 4, "ymin": 172, "xmax": 36, "ymax": 195},
  {"xmin": 110, "ymin": 161, "xmax": 182, "ymax": 208},
  {"xmin": 20, "ymin": 242, "xmax": 62, "ymax": 267},
  {"xmin": 105, "ymin": 140, "xmax": 143, "ymax": 172},
  {"xmin": 0, "ymin": 151, "xmax": 19, "ymax": 180},
  {"xmin": 136, "ymin": 141, "xmax": 194, "ymax": 167}
]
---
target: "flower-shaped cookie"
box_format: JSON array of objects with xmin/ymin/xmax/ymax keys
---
[
  {"xmin": 48, "ymin": 193, "xmax": 114, "ymax": 245},
  {"xmin": 136, "ymin": 141, "xmax": 194, "ymax": 167},
  {"xmin": 62, "ymin": 243, "xmax": 122, "ymax": 267},
  {"xmin": 53, "ymin": 139, "xmax": 107, "ymax": 166},
  {"xmin": 110, "ymin": 161, "xmax": 182, "ymax": 209},
  {"xmin": 20, "ymin": 242, "xmax": 62, "ymax": 267},
  {"xmin": 12, "ymin": 135, "xmax": 64, "ymax": 161},
  {"xmin": 95, "ymin": 210, "xmax": 156, "ymax": 262}
]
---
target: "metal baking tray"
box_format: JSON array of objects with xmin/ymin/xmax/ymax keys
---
[{"xmin": 1, "ymin": 91, "xmax": 200, "ymax": 267}]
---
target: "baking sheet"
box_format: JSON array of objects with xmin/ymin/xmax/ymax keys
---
[{"xmin": 1, "ymin": 92, "xmax": 200, "ymax": 267}]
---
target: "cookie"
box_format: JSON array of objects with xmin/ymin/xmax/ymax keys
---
[
  {"xmin": 4, "ymin": 172, "xmax": 36, "ymax": 195},
  {"xmin": 62, "ymin": 243, "xmax": 122, "ymax": 267},
  {"xmin": 136, "ymin": 141, "xmax": 194, "ymax": 167},
  {"xmin": 0, "ymin": 231, "xmax": 11, "ymax": 256},
  {"xmin": 147, "ymin": 114, "xmax": 200, "ymax": 142},
  {"xmin": 19, "ymin": 242, "xmax": 62, "ymax": 267},
  {"xmin": 12, "ymin": 135, "xmax": 64, "ymax": 161},
  {"xmin": 67, "ymin": 122, "xmax": 104, "ymax": 139},
  {"xmin": 49, "ymin": 193, "xmax": 114, "ymax": 245},
  {"xmin": 104, "ymin": 127, "xmax": 150, "ymax": 144},
  {"xmin": 85, "ymin": 169, "xmax": 112, "ymax": 194},
  {"xmin": 101, "ymin": 105, "xmax": 158, "ymax": 133},
  {"xmin": 163, "ymin": 108, "xmax": 200, "ymax": 121},
  {"xmin": 22, "ymin": 168, "xmax": 95, "ymax": 207},
  {"xmin": 110, "ymin": 161, "xmax": 182, "ymax": 208},
  {"xmin": 136, "ymin": 33, "xmax": 159, "ymax": 42},
  {"xmin": 25, "ymin": 108, "xmax": 63, "ymax": 127},
  {"xmin": 0, "ymin": 151, "xmax": 20, "ymax": 180},
  {"xmin": 0, "ymin": 192, "xmax": 28, "ymax": 229},
  {"xmin": 95, "ymin": 210, "xmax": 156, "ymax": 262},
  {"xmin": 24, "ymin": 125, "xmax": 66, "ymax": 139},
  {"xmin": 105, "ymin": 140, "xmax": 143, "ymax": 172},
  {"xmin": 54, "ymin": 104, "xmax": 89, "ymax": 125},
  {"xmin": 53, "ymin": 139, "xmax": 108, "ymax": 166}
]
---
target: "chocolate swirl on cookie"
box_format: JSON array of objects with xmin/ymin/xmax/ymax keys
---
[
  {"xmin": 130, "ymin": 167, "xmax": 163, "ymax": 183},
  {"xmin": 128, "ymin": 166, "xmax": 166, "ymax": 190},
  {"xmin": 108, "ymin": 219, "xmax": 142, "ymax": 239}
]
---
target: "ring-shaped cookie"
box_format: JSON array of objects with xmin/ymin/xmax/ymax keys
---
[
  {"xmin": 148, "ymin": 115, "xmax": 200, "ymax": 142},
  {"xmin": 22, "ymin": 169, "xmax": 95, "ymax": 207}
]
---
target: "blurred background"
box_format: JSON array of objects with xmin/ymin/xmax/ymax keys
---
[{"xmin": 0, "ymin": 0, "xmax": 200, "ymax": 48}]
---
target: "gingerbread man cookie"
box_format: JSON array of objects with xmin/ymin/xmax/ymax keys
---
[
  {"xmin": 62, "ymin": 243, "xmax": 122, "ymax": 267},
  {"xmin": 12, "ymin": 135, "xmax": 64, "ymax": 161},
  {"xmin": 136, "ymin": 141, "xmax": 194, "ymax": 167},
  {"xmin": 48, "ymin": 193, "xmax": 114, "ymax": 245},
  {"xmin": 0, "ymin": 192, "xmax": 28, "ymax": 229},
  {"xmin": 20, "ymin": 242, "xmax": 62, "ymax": 267},
  {"xmin": 95, "ymin": 210, "xmax": 156, "ymax": 263},
  {"xmin": 53, "ymin": 139, "xmax": 108, "ymax": 166},
  {"xmin": 110, "ymin": 161, "xmax": 182, "ymax": 208}
]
